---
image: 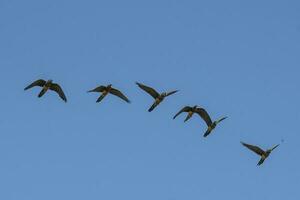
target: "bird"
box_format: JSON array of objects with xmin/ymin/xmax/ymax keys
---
[
  {"xmin": 173, "ymin": 105, "xmax": 202, "ymax": 122},
  {"xmin": 241, "ymin": 142, "xmax": 279, "ymax": 166},
  {"xmin": 136, "ymin": 82, "xmax": 178, "ymax": 112},
  {"xmin": 173, "ymin": 105, "xmax": 227, "ymax": 137},
  {"xmin": 88, "ymin": 84, "xmax": 130, "ymax": 103},
  {"xmin": 24, "ymin": 79, "xmax": 67, "ymax": 102}
]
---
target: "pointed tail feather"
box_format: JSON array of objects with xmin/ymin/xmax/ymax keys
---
[
  {"xmin": 257, "ymin": 157, "xmax": 265, "ymax": 166},
  {"xmin": 203, "ymin": 127, "xmax": 212, "ymax": 137},
  {"xmin": 148, "ymin": 102, "xmax": 159, "ymax": 112},
  {"xmin": 184, "ymin": 114, "xmax": 192, "ymax": 122},
  {"xmin": 38, "ymin": 88, "xmax": 48, "ymax": 98},
  {"xmin": 96, "ymin": 94, "xmax": 106, "ymax": 103}
]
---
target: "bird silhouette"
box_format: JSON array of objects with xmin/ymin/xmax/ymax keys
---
[
  {"xmin": 136, "ymin": 82, "xmax": 178, "ymax": 112},
  {"xmin": 88, "ymin": 84, "xmax": 130, "ymax": 103},
  {"xmin": 241, "ymin": 142, "xmax": 279, "ymax": 166},
  {"xmin": 24, "ymin": 79, "xmax": 67, "ymax": 102},
  {"xmin": 173, "ymin": 105, "xmax": 203, "ymax": 122},
  {"xmin": 174, "ymin": 105, "xmax": 226, "ymax": 137}
]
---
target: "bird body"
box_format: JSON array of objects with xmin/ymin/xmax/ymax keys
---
[
  {"xmin": 88, "ymin": 84, "xmax": 130, "ymax": 103},
  {"xmin": 25, "ymin": 79, "xmax": 67, "ymax": 102},
  {"xmin": 136, "ymin": 82, "xmax": 178, "ymax": 112},
  {"xmin": 203, "ymin": 117, "xmax": 227, "ymax": 137},
  {"xmin": 173, "ymin": 105, "xmax": 226, "ymax": 137},
  {"xmin": 241, "ymin": 142, "xmax": 279, "ymax": 165}
]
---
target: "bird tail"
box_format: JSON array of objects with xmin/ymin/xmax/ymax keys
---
[
  {"xmin": 203, "ymin": 126, "xmax": 212, "ymax": 137},
  {"xmin": 96, "ymin": 93, "xmax": 106, "ymax": 103},
  {"xmin": 184, "ymin": 113, "xmax": 193, "ymax": 122},
  {"xmin": 257, "ymin": 157, "xmax": 265, "ymax": 166},
  {"xmin": 38, "ymin": 87, "xmax": 48, "ymax": 98},
  {"xmin": 148, "ymin": 102, "xmax": 159, "ymax": 112}
]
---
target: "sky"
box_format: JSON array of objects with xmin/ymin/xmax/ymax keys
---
[{"xmin": 0, "ymin": 0, "xmax": 300, "ymax": 199}]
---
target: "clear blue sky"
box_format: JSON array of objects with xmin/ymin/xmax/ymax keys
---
[{"xmin": 0, "ymin": 0, "xmax": 299, "ymax": 199}]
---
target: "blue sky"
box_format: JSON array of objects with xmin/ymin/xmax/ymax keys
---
[{"xmin": 0, "ymin": 0, "xmax": 300, "ymax": 199}]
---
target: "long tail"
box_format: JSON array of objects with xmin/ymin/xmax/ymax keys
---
[
  {"xmin": 184, "ymin": 113, "xmax": 193, "ymax": 122},
  {"xmin": 38, "ymin": 87, "xmax": 48, "ymax": 98},
  {"xmin": 96, "ymin": 93, "xmax": 107, "ymax": 103},
  {"xmin": 148, "ymin": 102, "xmax": 159, "ymax": 112},
  {"xmin": 257, "ymin": 157, "xmax": 265, "ymax": 166},
  {"xmin": 203, "ymin": 126, "xmax": 212, "ymax": 137}
]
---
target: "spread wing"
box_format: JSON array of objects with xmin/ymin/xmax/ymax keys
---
[
  {"xmin": 136, "ymin": 82, "xmax": 159, "ymax": 99},
  {"xmin": 270, "ymin": 144, "xmax": 280, "ymax": 152},
  {"xmin": 166, "ymin": 90, "xmax": 178, "ymax": 97},
  {"xmin": 173, "ymin": 106, "xmax": 192, "ymax": 119},
  {"xmin": 195, "ymin": 107, "xmax": 213, "ymax": 126},
  {"xmin": 110, "ymin": 88, "xmax": 130, "ymax": 103},
  {"xmin": 24, "ymin": 79, "xmax": 46, "ymax": 90},
  {"xmin": 50, "ymin": 83, "xmax": 67, "ymax": 102},
  {"xmin": 88, "ymin": 86, "xmax": 106, "ymax": 93},
  {"xmin": 241, "ymin": 142, "xmax": 265, "ymax": 156}
]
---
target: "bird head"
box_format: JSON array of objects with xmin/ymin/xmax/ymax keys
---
[{"xmin": 107, "ymin": 84, "xmax": 112, "ymax": 88}]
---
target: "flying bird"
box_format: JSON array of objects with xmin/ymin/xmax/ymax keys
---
[
  {"xmin": 173, "ymin": 105, "xmax": 202, "ymax": 122},
  {"xmin": 24, "ymin": 79, "xmax": 67, "ymax": 102},
  {"xmin": 136, "ymin": 82, "xmax": 178, "ymax": 112},
  {"xmin": 173, "ymin": 105, "xmax": 227, "ymax": 137},
  {"xmin": 241, "ymin": 142, "xmax": 279, "ymax": 166},
  {"xmin": 88, "ymin": 84, "xmax": 130, "ymax": 103}
]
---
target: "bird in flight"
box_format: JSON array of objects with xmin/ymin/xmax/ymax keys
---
[
  {"xmin": 88, "ymin": 84, "xmax": 130, "ymax": 103},
  {"xmin": 173, "ymin": 105, "xmax": 227, "ymax": 137},
  {"xmin": 173, "ymin": 105, "xmax": 204, "ymax": 122},
  {"xmin": 241, "ymin": 142, "xmax": 279, "ymax": 166},
  {"xmin": 136, "ymin": 82, "xmax": 178, "ymax": 112},
  {"xmin": 24, "ymin": 79, "xmax": 67, "ymax": 102}
]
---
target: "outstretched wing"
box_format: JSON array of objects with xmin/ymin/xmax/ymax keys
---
[
  {"xmin": 270, "ymin": 144, "xmax": 280, "ymax": 152},
  {"xmin": 195, "ymin": 107, "xmax": 213, "ymax": 126},
  {"xmin": 241, "ymin": 142, "xmax": 265, "ymax": 156},
  {"xmin": 136, "ymin": 82, "xmax": 159, "ymax": 99},
  {"xmin": 110, "ymin": 88, "xmax": 130, "ymax": 103},
  {"xmin": 24, "ymin": 79, "xmax": 46, "ymax": 90},
  {"xmin": 50, "ymin": 83, "xmax": 67, "ymax": 102},
  {"xmin": 173, "ymin": 106, "xmax": 192, "ymax": 119},
  {"xmin": 166, "ymin": 90, "xmax": 179, "ymax": 97},
  {"xmin": 216, "ymin": 116, "xmax": 227, "ymax": 124},
  {"xmin": 88, "ymin": 86, "xmax": 106, "ymax": 93}
]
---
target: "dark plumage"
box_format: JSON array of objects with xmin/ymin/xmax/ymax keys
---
[
  {"xmin": 174, "ymin": 105, "xmax": 227, "ymax": 137},
  {"xmin": 241, "ymin": 142, "xmax": 279, "ymax": 166},
  {"xmin": 136, "ymin": 82, "xmax": 178, "ymax": 112},
  {"xmin": 24, "ymin": 79, "xmax": 67, "ymax": 102},
  {"xmin": 88, "ymin": 84, "xmax": 130, "ymax": 103}
]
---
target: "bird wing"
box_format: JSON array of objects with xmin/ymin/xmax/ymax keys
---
[
  {"xmin": 195, "ymin": 107, "xmax": 213, "ymax": 126},
  {"xmin": 24, "ymin": 79, "xmax": 46, "ymax": 90},
  {"xmin": 88, "ymin": 86, "xmax": 106, "ymax": 93},
  {"xmin": 270, "ymin": 144, "xmax": 280, "ymax": 152},
  {"xmin": 50, "ymin": 83, "xmax": 67, "ymax": 102},
  {"xmin": 109, "ymin": 88, "xmax": 130, "ymax": 103},
  {"xmin": 216, "ymin": 116, "xmax": 227, "ymax": 124},
  {"xmin": 173, "ymin": 106, "xmax": 192, "ymax": 119},
  {"xmin": 136, "ymin": 82, "xmax": 159, "ymax": 99},
  {"xmin": 166, "ymin": 90, "xmax": 179, "ymax": 97},
  {"xmin": 241, "ymin": 142, "xmax": 265, "ymax": 156}
]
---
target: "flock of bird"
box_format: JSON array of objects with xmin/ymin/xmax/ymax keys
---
[{"xmin": 24, "ymin": 78, "xmax": 280, "ymax": 166}]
